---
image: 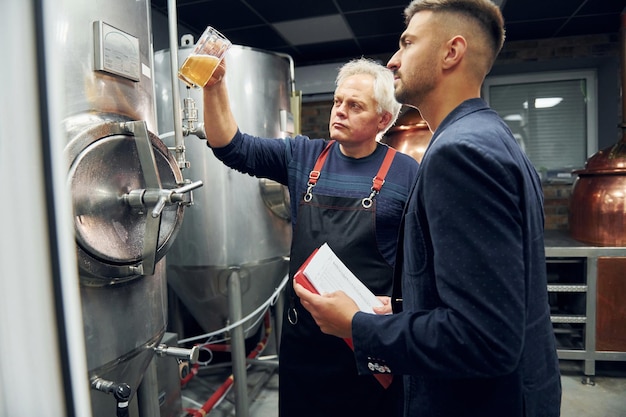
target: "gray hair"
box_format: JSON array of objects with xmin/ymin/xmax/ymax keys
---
[{"xmin": 336, "ymin": 58, "xmax": 402, "ymax": 138}]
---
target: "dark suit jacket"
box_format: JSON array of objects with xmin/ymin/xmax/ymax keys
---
[{"xmin": 352, "ymin": 98, "xmax": 562, "ymax": 417}]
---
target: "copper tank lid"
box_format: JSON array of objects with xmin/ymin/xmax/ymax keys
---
[
  {"xmin": 387, "ymin": 106, "xmax": 430, "ymax": 133},
  {"xmin": 381, "ymin": 107, "xmax": 432, "ymax": 163},
  {"xmin": 575, "ymin": 136, "xmax": 626, "ymax": 175}
]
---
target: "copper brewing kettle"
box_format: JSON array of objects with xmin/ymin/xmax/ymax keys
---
[
  {"xmin": 569, "ymin": 138, "xmax": 626, "ymax": 246},
  {"xmin": 569, "ymin": 11, "xmax": 626, "ymax": 246},
  {"xmin": 381, "ymin": 106, "xmax": 432, "ymax": 163}
]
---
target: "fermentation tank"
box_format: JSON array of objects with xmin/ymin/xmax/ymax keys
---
[
  {"xmin": 58, "ymin": 1, "xmax": 199, "ymax": 416},
  {"xmin": 153, "ymin": 43, "xmax": 293, "ymax": 340}
]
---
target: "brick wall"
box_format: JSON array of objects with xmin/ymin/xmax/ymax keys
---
[
  {"xmin": 497, "ymin": 33, "xmax": 619, "ymax": 63},
  {"xmin": 299, "ymin": 33, "xmax": 620, "ymax": 231},
  {"xmin": 543, "ymin": 183, "xmax": 573, "ymax": 231},
  {"xmin": 301, "ymin": 101, "xmax": 332, "ymax": 140}
]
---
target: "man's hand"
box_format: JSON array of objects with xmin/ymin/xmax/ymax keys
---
[
  {"xmin": 293, "ymin": 280, "xmax": 360, "ymax": 339},
  {"xmin": 373, "ymin": 296, "xmax": 392, "ymax": 315},
  {"xmin": 204, "ymin": 60, "xmax": 226, "ymax": 88},
  {"xmin": 201, "ymin": 58, "xmax": 238, "ymax": 148}
]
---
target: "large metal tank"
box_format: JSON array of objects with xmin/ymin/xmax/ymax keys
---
[
  {"xmin": 381, "ymin": 106, "xmax": 432, "ymax": 163},
  {"xmin": 153, "ymin": 44, "xmax": 292, "ymax": 339},
  {"xmin": 58, "ymin": 2, "xmax": 197, "ymax": 416},
  {"xmin": 569, "ymin": 11, "xmax": 626, "ymax": 247}
]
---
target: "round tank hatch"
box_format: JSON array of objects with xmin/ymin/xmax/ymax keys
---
[{"xmin": 66, "ymin": 116, "xmax": 184, "ymax": 283}]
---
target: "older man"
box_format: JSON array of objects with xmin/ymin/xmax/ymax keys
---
[{"xmin": 203, "ymin": 57, "xmax": 418, "ymax": 416}]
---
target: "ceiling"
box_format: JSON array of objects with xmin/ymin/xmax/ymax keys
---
[{"xmin": 151, "ymin": 0, "xmax": 624, "ymax": 67}]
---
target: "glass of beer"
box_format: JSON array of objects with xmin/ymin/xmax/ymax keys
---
[{"xmin": 178, "ymin": 26, "xmax": 231, "ymax": 88}]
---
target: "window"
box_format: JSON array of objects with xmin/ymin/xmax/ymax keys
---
[{"xmin": 483, "ymin": 70, "xmax": 597, "ymax": 179}]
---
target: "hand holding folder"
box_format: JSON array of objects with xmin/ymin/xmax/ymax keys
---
[{"xmin": 294, "ymin": 243, "xmax": 393, "ymax": 389}]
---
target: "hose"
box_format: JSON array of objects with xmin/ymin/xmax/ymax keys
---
[
  {"xmin": 178, "ymin": 272, "xmax": 288, "ymax": 345},
  {"xmin": 184, "ymin": 312, "xmax": 273, "ymax": 417}
]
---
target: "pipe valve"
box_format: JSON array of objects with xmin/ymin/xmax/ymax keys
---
[
  {"xmin": 182, "ymin": 96, "xmax": 206, "ymax": 140},
  {"xmin": 154, "ymin": 343, "xmax": 200, "ymax": 363},
  {"xmin": 91, "ymin": 377, "xmax": 132, "ymax": 417},
  {"xmin": 124, "ymin": 179, "xmax": 203, "ymax": 218}
]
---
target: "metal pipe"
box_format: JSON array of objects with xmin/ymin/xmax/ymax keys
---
[
  {"xmin": 275, "ymin": 52, "xmax": 296, "ymax": 95},
  {"xmin": 90, "ymin": 378, "xmax": 131, "ymax": 417},
  {"xmin": 275, "ymin": 52, "xmax": 302, "ymax": 135},
  {"xmin": 167, "ymin": 0, "xmax": 187, "ymax": 170},
  {"xmin": 620, "ymin": 7, "xmax": 626, "ymax": 132},
  {"xmin": 228, "ymin": 269, "xmax": 250, "ymax": 417}
]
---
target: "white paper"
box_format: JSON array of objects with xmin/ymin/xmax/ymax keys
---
[{"xmin": 303, "ymin": 243, "xmax": 384, "ymax": 314}]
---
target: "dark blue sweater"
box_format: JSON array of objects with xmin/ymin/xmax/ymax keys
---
[{"xmin": 212, "ymin": 130, "xmax": 419, "ymax": 265}]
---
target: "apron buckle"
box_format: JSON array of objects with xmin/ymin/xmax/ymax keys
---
[{"xmin": 362, "ymin": 189, "xmax": 378, "ymax": 208}]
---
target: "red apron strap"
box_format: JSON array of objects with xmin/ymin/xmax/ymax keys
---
[
  {"xmin": 308, "ymin": 140, "xmax": 335, "ymax": 186},
  {"xmin": 372, "ymin": 146, "xmax": 397, "ymax": 192},
  {"xmin": 305, "ymin": 142, "xmax": 396, "ymax": 206}
]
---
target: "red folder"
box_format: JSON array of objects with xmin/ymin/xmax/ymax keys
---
[{"xmin": 294, "ymin": 248, "xmax": 393, "ymax": 389}]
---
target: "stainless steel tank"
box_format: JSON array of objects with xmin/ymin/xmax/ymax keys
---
[
  {"xmin": 58, "ymin": 2, "xmax": 195, "ymax": 416},
  {"xmin": 153, "ymin": 44, "xmax": 292, "ymax": 338}
]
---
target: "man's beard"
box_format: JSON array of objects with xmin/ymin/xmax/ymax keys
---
[{"xmin": 394, "ymin": 84, "xmax": 419, "ymax": 108}]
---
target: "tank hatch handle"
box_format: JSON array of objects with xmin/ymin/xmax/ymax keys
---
[{"xmin": 121, "ymin": 121, "xmax": 203, "ymax": 276}]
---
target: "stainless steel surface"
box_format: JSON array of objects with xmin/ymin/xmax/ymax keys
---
[
  {"xmin": 154, "ymin": 44, "xmax": 292, "ymax": 334},
  {"xmin": 259, "ymin": 178, "xmax": 291, "ymax": 220},
  {"xmin": 1, "ymin": 2, "xmax": 92, "ymax": 415},
  {"xmin": 62, "ymin": 9, "xmax": 157, "ymax": 133},
  {"xmin": 57, "ymin": 1, "xmax": 185, "ymax": 415},
  {"xmin": 81, "ymin": 262, "xmax": 167, "ymax": 374},
  {"xmin": 66, "ymin": 115, "xmax": 184, "ymax": 281},
  {"xmin": 137, "ymin": 359, "xmax": 161, "ymax": 417},
  {"xmin": 84, "ymin": 264, "xmax": 168, "ymax": 417}
]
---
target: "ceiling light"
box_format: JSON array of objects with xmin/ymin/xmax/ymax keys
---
[
  {"xmin": 273, "ymin": 15, "xmax": 353, "ymax": 46},
  {"xmin": 535, "ymin": 97, "xmax": 563, "ymax": 108}
]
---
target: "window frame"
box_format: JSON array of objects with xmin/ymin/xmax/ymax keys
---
[{"xmin": 482, "ymin": 70, "xmax": 598, "ymax": 170}]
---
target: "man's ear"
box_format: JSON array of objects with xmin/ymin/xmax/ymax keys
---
[
  {"xmin": 378, "ymin": 111, "xmax": 393, "ymax": 131},
  {"xmin": 442, "ymin": 35, "xmax": 467, "ymax": 69}
]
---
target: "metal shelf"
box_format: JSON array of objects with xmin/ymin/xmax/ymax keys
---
[
  {"xmin": 547, "ymin": 284, "xmax": 587, "ymax": 292},
  {"xmin": 551, "ymin": 315, "xmax": 587, "ymax": 324},
  {"xmin": 545, "ymin": 230, "xmax": 626, "ymax": 378}
]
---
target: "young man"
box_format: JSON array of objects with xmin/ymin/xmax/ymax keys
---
[
  {"xmin": 202, "ymin": 57, "xmax": 418, "ymax": 416},
  {"xmin": 294, "ymin": 1, "xmax": 563, "ymax": 416}
]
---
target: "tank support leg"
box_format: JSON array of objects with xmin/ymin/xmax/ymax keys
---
[
  {"xmin": 228, "ymin": 269, "xmax": 250, "ymax": 417},
  {"xmin": 274, "ymin": 290, "xmax": 285, "ymax": 354}
]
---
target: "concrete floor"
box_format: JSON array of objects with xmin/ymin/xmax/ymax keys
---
[
  {"xmin": 559, "ymin": 361, "xmax": 626, "ymax": 417},
  {"xmin": 181, "ymin": 352, "xmax": 626, "ymax": 417},
  {"xmin": 178, "ymin": 300, "xmax": 626, "ymax": 416}
]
